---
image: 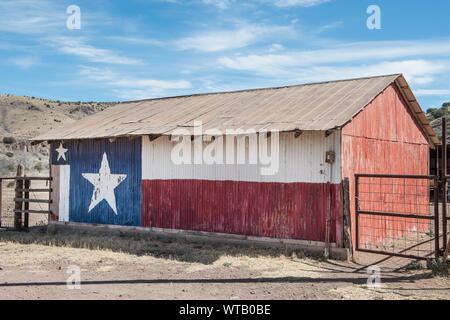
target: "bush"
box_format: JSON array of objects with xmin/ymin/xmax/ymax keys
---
[
  {"xmin": 3, "ymin": 137, "xmax": 15, "ymax": 144},
  {"xmin": 34, "ymin": 161, "xmax": 43, "ymax": 172},
  {"xmin": 28, "ymin": 105, "xmax": 41, "ymax": 111},
  {"xmin": 406, "ymin": 260, "xmax": 423, "ymax": 270},
  {"xmin": 429, "ymin": 108, "xmax": 445, "ymax": 120},
  {"xmin": 7, "ymin": 164, "xmax": 15, "ymax": 172},
  {"xmin": 5, "ymin": 152, "xmax": 13, "ymax": 158},
  {"xmin": 427, "ymin": 257, "xmax": 449, "ymax": 276}
]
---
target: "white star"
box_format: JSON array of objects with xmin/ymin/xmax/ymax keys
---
[
  {"xmin": 56, "ymin": 143, "xmax": 68, "ymax": 161},
  {"xmin": 82, "ymin": 153, "xmax": 127, "ymax": 215}
]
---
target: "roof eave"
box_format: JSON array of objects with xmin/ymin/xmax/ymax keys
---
[{"xmin": 394, "ymin": 74, "xmax": 440, "ymax": 148}]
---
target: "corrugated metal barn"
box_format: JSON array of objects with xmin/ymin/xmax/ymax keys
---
[{"xmin": 33, "ymin": 74, "xmax": 439, "ymax": 249}]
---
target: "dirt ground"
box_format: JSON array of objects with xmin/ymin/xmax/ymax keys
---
[{"xmin": 0, "ymin": 228, "xmax": 448, "ymax": 300}]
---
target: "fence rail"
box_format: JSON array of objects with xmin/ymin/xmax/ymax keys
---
[{"xmin": 0, "ymin": 175, "xmax": 52, "ymax": 230}]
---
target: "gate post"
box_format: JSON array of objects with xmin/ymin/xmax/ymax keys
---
[
  {"xmin": 14, "ymin": 164, "xmax": 24, "ymax": 230},
  {"xmin": 434, "ymin": 176, "xmax": 440, "ymax": 259},
  {"xmin": 342, "ymin": 178, "xmax": 353, "ymax": 259},
  {"xmin": 442, "ymin": 117, "xmax": 448, "ymax": 254},
  {"xmin": 0, "ymin": 178, "xmax": 2, "ymax": 228},
  {"xmin": 355, "ymin": 175, "xmax": 359, "ymax": 251},
  {"xmin": 24, "ymin": 178, "xmax": 30, "ymax": 230}
]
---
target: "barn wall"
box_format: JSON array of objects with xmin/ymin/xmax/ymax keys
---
[
  {"xmin": 142, "ymin": 131, "xmax": 343, "ymax": 244},
  {"xmin": 341, "ymin": 83, "xmax": 430, "ymax": 248},
  {"xmin": 49, "ymin": 131, "xmax": 344, "ymax": 244}
]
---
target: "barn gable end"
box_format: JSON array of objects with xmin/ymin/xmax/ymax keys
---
[{"xmin": 341, "ymin": 83, "xmax": 430, "ymax": 249}]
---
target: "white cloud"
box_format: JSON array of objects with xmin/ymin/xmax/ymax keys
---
[
  {"xmin": 291, "ymin": 60, "xmax": 449, "ymax": 86},
  {"xmin": 200, "ymin": 0, "xmax": 331, "ymax": 8},
  {"xmin": 415, "ymin": 89, "xmax": 450, "ymax": 96},
  {"xmin": 9, "ymin": 56, "xmax": 39, "ymax": 69},
  {"xmin": 0, "ymin": 0, "xmax": 65, "ymax": 34},
  {"xmin": 219, "ymin": 54, "xmax": 296, "ymax": 75},
  {"xmin": 217, "ymin": 40, "xmax": 450, "ymax": 85},
  {"xmin": 109, "ymin": 37, "xmax": 165, "ymax": 46},
  {"xmin": 219, "ymin": 40, "xmax": 450, "ymax": 70},
  {"xmin": 264, "ymin": 0, "xmax": 331, "ymax": 7},
  {"xmin": 111, "ymin": 23, "xmax": 296, "ymax": 53},
  {"xmin": 220, "ymin": 56, "xmax": 449, "ymax": 86},
  {"xmin": 202, "ymin": 0, "xmax": 234, "ymax": 9},
  {"xmin": 268, "ymin": 43, "xmax": 284, "ymax": 52},
  {"xmin": 51, "ymin": 38, "xmax": 142, "ymax": 65},
  {"xmin": 0, "ymin": 0, "xmax": 108, "ymax": 34},
  {"xmin": 176, "ymin": 24, "xmax": 295, "ymax": 52},
  {"xmin": 79, "ymin": 66, "xmax": 191, "ymax": 100},
  {"xmin": 113, "ymin": 89, "xmax": 176, "ymax": 100},
  {"xmin": 112, "ymin": 79, "xmax": 192, "ymax": 90},
  {"xmin": 313, "ymin": 21, "xmax": 343, "ymax": 34}
]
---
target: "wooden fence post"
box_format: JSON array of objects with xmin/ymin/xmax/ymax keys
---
[
  {"xmin": 342, "ymin": 178, "xmax": 353, "ymax": 260},
  {"xmin": 14, "ymin": 164, "xmax": 24, "ymax": 230},
  {"xmin": 24, "ymin": 178, "xmax": 30, "ymax": 230},
  {"xmin": 0, "ymin": 178, "xmax": 2, "ymax": 228},
  {"xmin": 444, "ymin": 238, "xmax": 450, "ymax": 263}
]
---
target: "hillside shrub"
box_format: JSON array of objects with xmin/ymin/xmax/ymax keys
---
[{"xmin": 3, "ymin": 137, "xmax": 15, "ymax": 144}]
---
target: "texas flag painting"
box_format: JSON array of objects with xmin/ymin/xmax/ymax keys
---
[{"xmin": 50, "ymin": 138, "xmax": 142, "ymax": 226}]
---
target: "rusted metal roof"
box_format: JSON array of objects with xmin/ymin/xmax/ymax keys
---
[{"xmin": 32, "ymin": 74, "xmax": 439, "ymax": 146}]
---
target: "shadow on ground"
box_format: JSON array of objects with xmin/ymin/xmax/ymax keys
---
[
  {"xmin": 0, "ymin": 225, "xmax": 327, "ymax": 265},
  {"xmin": 0, "ymin": 273, "xmax": 436, "ymax": 288}
]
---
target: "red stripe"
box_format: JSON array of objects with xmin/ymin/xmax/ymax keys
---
[{"xmin": 141, "ymin": 179, "xmax": 341, "ymax": 243}]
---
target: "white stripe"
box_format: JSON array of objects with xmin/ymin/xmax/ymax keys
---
[
  {"xmin": 59, "ymin": 165, "xmax": 70, "ymax": 222},
  {"xmin": 142, "ymin": 131, "xmax": 342, "ymax": 184}
]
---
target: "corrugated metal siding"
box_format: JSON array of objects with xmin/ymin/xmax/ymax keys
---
[
  {"xmin": 67, "ymin": 138, "xmax": 142, "ymax": 226},
  {"xmin": 342, "ymin": 84, "xmax": 430, "ymax": 248},
  {"xmin": 141, "ymin": 180, "xmax": 341, "ymax": 242},
  {"xmin": 142, "ymin": 131, "xmax": 342, "ymax": 184},
  {"xmin": 141, "ymin": 131, "xmax": 342, "ymax": 244}
]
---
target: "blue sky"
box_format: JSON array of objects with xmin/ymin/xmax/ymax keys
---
[{"xmin": 0, "ymin": 0, "xmax": 449, "ymax": 110}]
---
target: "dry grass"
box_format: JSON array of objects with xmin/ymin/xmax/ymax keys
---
[
  {"xmin": 0, "ymin": 227, "xmax": 324, "ymax": 281},
  {"xmin": 185, "ymin": 254, "xmax": 322, "ymax": 278},
  {"xmin": 0, "ymin": 241, "xmax": 175, "ymax": 271},
  {"xmin": 329, "ymin": 283, "xmax": 449, "ymax": 300},
  {"xmin": 0, "ymin": 226, "xmax": 314, "ymax": 266}
]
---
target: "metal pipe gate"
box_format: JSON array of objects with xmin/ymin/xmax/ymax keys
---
[{"xmin": 355, "ymin": 118, "xmax": 450, "ymax": 261}]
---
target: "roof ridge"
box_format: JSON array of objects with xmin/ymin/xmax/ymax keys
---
[{"xmin": 121, "ymin": 74, "xmax": 402, "ymax": 104}]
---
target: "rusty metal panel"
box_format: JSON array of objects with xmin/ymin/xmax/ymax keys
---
[
  {"xmin": 141, "ymin": 180, "xmax": 341, "ymax": 242},
  {"xmin": 33, "ymin": 74, "xmax": 437, "ymax": 146},
  {"xmin": 342, "ymin": 83, "xmax": 430, "ymax": 248}
]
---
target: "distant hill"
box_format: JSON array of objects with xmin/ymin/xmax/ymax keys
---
[
  {"xmin": 0, "ymin": 94, "xmax": 116, "ymax": 176},
  {"xmin": 426, "ymin": 102, "xmax": 450, "ymax": 142}
]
